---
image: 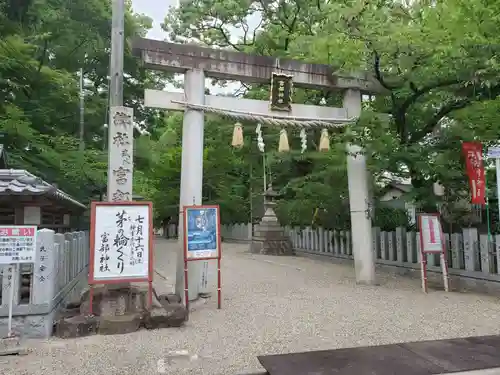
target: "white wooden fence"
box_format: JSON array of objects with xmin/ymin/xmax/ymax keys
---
[{"xmin": 0, "ymin": 229, "xmax": 89, "ymax": 338}]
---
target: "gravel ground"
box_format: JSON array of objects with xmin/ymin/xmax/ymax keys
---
[{"xmin": 1, "ymin": 238, "xmax": 500, "ymax": 375}]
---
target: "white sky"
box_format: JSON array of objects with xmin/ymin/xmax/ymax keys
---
[
  {"xmin": 131, "ymin": 0, "xmax": 246, "ymax": 95},
  {"xmin": 131, "ymin": 0, "xmax": 172, "ymax": 40}
]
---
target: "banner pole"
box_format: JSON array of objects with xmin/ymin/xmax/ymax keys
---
[{"xmin": 484, "ymin": 150, "xmax": 492, "ymax": 246}]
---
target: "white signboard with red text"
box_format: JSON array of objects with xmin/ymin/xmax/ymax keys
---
[
  {"xmin": 0, "ymin": 226, "xmax": 37, "ymax": 265},
  {"xmin": 419, "ymin": 215, "xmax": 444, "ymax": 253},
  {"xmin": 0, "ymin": 225, "xmax": 37, "ymax": 337},
  {"xmin": 418, "ymin": 214, "xmax": 449, "ymax": 293}
]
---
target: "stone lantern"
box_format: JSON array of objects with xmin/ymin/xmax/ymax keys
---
[{"xmin": 249, "ymin": 184, "xmax": 294, "ymax": 255}]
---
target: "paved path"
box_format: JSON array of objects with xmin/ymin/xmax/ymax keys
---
[{"xmin": 2, "ymin": 238, "xmax": 500, "ymax": 375}]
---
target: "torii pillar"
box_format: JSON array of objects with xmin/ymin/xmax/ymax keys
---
[
  {"xmin": 344, "ymin": 89, "xmax": 376, "ymax": 284},
  {"xmin": 175, "ymin": 68, "xmax": 206, "ymax": 300}
]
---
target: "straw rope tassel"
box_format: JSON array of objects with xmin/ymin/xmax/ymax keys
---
[
  {"xmin": 278, "ymin": 128, "xmax": 290, "ymax": 152},
  {"xmin": 319, "ymin": 128, "xmax": 330, "ymax": 152},
  {"xmin": 231, "ymin": 122, "xmax": 244, "ymax": 148}
]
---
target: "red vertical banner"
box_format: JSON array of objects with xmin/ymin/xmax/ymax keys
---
[{"xmin": 462, "ymin": 141, "xmax": 486, "ymax": 205}]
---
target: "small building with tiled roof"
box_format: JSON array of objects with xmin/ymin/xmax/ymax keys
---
[{"xmin": 0, "ymin": 145, "xmax": 86, "ymax": 231}]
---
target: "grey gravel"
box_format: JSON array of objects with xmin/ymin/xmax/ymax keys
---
[{"xmin": 1, "ymin": 238, "xmax": 500, "ymax": 375}]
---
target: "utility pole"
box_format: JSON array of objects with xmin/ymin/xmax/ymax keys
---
[
  {"xmin": 107, "ymin": 0, "xmax": 129, "ymax": 202},
  {"xmin": 79, "ymin": 68, "xmax": 85, "ymax": 152},
  {"xmin": 109, "ymin": 0, "xmax": 124, "ymax": 109}
]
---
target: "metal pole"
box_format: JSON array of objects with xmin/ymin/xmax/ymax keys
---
[
  {"xmin": 249, "ymin": 160, "xmax": 253, "ymax": 222},
  {"xmin": 107, "ymin": 0, "xmax": 125, "ymax": 201},
  {"xmin": 7, "ymin": 264, "xmax": 17, "ymax": 337},
  {"xmin": 79, "ymin": 68, "xmax": 85, "ymax": 152}
]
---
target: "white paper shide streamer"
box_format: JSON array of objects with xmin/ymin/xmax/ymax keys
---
[
  {"xmin": 256, "ymin": 123, "xmax": 265, "ymax": 153},
  {"xmin": 299, "ymin": 128, "xmax": 307, "ymax": 154}
]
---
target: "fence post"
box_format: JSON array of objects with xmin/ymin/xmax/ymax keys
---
[
  {"xmin": 443, "ymin": 233, "xmax": 450, "ymax": 268},
  {"xmin": 79, "ymin": 231, "xmax": 85, "ymax": 272},
  {"xmin": 395, "ymin": 227, "xmax": 406, "ymax": 263},
  {"xmin": 333, "ymin": 230, "xmax": 339, "ymax": 254},
  {"xmin": 323, "ymin": 230, "xmax": 330, "ymax": 253},
  {"xmin": 380, "ymin": 231, "xmax": 388, "ymax": 260},
  {"xmin": 318, "ymin": 227, "xmax": 324, "ymax": 252},
  {"xmin": 463, "ymin": 228, "xmax": 479, "ymax": 272},
  {"xmin": 406, "ymin": 231, "xmax": 417, "ymax": 264},
  {"xmin": 54, "ymin": 234, "xmax": 65, "ymax": 290},
  {"xmin": 305, "ymin": 227, "xmax": 312, "ymax": 251},
  {"xmin": 450, "ymin": 233, "xmax": 463, "ymax": 269},
  {"xmin": 346, "ymin": 231, "xmax": 352, "ymax": 256},
  {"xmin": 372, "ymin": 228, "xmax": 380, "ymax": 260},
  {"xmin": 64, "ymin": 233, "xmax": 75, "ymax": 281},
  {"xmin": 339, "ymin": 231, "xmax": 345, "ymax": 255},
  {"xmin": 32, "ymin": 229, "xmax": 56, "ymax": 305},
  {"xmin": 387, "ymin": 231, "xmax": 396, "ymax": 261},
  {"xmin": 479, "ymin": 234, "xmax": 493, "ymax": 274}
]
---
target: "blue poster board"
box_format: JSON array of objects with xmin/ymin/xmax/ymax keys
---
[{"xmin": 184, "ymin": 205, "xmax": 220, "ymax": 260}]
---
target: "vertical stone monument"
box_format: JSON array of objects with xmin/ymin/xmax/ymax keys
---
[{"xmin": 250, "ymin": 185, "xmax": 294, "ymax": 256}]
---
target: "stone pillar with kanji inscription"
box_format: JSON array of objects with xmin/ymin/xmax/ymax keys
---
[
  {"xmin": 32, "ymin": 229, "xmax": 56, "ymax": 305},
  {"xmin": 107, "ymin": 106, "xmax": 134, "ymax": 202}
]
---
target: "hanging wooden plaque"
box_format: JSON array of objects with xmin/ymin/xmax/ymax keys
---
[{"xmin": 270, "ymin": 72, "xmax": 293, "ymax": 112}]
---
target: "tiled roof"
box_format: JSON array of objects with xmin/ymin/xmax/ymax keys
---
[
  {"xmin": 0, "ymin": 169, "xmax": 86, "ymax": 209},
  {"xmin": 0, "ymin": 177, "xmax": 47, "ymax": 194}
]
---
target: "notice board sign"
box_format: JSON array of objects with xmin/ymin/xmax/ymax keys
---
[
  {"xmin": 0, "ymin": 226, "xmax": 37, "ymax": 264},
  {"xmin": 89, "ymin": 201, "xmax": 153, "ymax": 284},
  {"xmin": 183, "ymin": 205, "xmax": 221, "ymax": 261},
  {"xmin": 419, "ymin": 214, "xmax": 444, "ymax": 253},
  {"xmin": 418, "ymin": 213, "xmax": 449, "ymax": 293}
]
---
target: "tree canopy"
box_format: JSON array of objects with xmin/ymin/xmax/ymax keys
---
[{"xmin": 2, "ymin": 0, "xmax": 500, "ymax": 231}]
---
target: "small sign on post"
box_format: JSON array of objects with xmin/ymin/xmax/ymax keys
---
[
  {"xmin": 88, "ymin": 201, "xmax": 154, "ymax": 314},
  {"xmin": 0, "ymin": 225, "xmax": 37, "ymax": 338},
  {"xmin": 183, "ymin": 205, "xmax": 221, "ymax": 310},
  {"xmin": 418, "ymin": 214, "xmax": 449, "ymax": 293}
]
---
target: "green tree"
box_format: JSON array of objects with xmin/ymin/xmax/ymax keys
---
[
  {"xmin": 0, "ymin": 0, "xmax": 167, "ymax": 204},
  {"xmin": 161, "ymin": 0, "xmax": 500, "ymax": 227}
]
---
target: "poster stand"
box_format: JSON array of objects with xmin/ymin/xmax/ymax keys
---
[
  {"xmin": 88, "ymin": 201, "xmax": 154, "ymax": 315},
  {"xmin": 182, "ymin": 204, "xmax": 222, "ymax": 311},
  {"xmin": 0, "ymin": 225, "xmax": 37, "ymax": 339},
  {"xmin": 418, "ymin": 213, "xmax": 449, "ymax": 293}
]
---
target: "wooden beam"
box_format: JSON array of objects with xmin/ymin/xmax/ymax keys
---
[
  {"xmin": 0, "ymin": 195, "xmax": 82, "ymax": 211},
  {"xmin": 145, "ymin": 89, "xmax": 348, "ymax": 120},
  {"xmin": 132, "ymin": 38, "xmax": 384, "ymax": 94}
]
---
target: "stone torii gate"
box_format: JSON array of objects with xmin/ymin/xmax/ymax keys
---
[{"xmin": 132, "ymin": 38, "xmax": 383, "ymax": 301}]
